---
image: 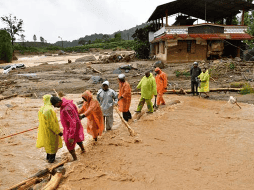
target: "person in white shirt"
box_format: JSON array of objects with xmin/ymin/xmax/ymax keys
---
[{"xmin": 97, "ymin": 81, "xmax": 118, "ymax": 131}]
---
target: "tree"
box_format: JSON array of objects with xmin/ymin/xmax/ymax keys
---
[
  {"xmin": 132, "ymin": 23, "xmax": 155, "ymax": 59},
  {"xmin": 114, "ymin": 32, "xmax": 122, "ymax": 41},
  {"xmin": 78, "ymin": 39, "xmax": 87, "ymax": 45},
  {"xmin": 20, "ymin": 34, "xmax": 25, "ymax": 47},
  {"xmin": 0, "ymin": 30, "xmax": 13, "ymax": 63},
  {"xmin": 40, "ymin": 36, "xmax": 44, "ymax": 43},
  {"xmin": 33, "ymin": 34, "xmax": 37, "ymax": 42},
  {"xmin": 93, "ymin": 38, "xmax": 103, "ymax": 43},
  {"xmin": 102, "ymin": 34, "xmax": 110, "ymax": 42},
  {"xmin": 88, "ymin": 40, "xmax": 91, "ymax": 44},
  {"xmin": 243, "ymin": 0, "xmax": 254, "ymax": 48},
  {"xmin": 1, "ymin": 14, "xmax": 24, "ymax": 46}
]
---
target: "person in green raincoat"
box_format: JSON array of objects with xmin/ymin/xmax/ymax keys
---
[
  {"xmin": 198, "ymin": 68, "xmax": 210, "ymax": 98},
  {"xmin": 36, "ymin": 94, "xmax": 63, "ymax": 163},
  {"xmin": 136, "ymin": 71, "xmax": 157, "ymax": 113}
]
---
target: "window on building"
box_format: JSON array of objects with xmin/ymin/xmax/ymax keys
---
[{"xmin": 187, "ymin": 41, "xmax": 192, "ymax": 53}]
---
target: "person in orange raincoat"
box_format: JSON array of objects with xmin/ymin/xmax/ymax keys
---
[
  {"xmin": 78, "ymin": 90, "xmax": 104, "ymax": 141},
  {"xmin": 118, "ymin": 74, "xmax": 132, "ymax": 122},
  {"xmin": 155, "ymin": 67, "xmax": 167, "ymax": 106}
]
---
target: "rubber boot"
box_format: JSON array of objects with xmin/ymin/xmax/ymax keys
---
[{"xmin": 69, "ymin": 149, "xmax": 77, "ymax": 161}]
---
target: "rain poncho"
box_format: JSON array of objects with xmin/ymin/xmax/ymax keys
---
[
  {"xmin": 97, "ymin": 88, "xmax": 118, "ymax": 116},
  {"xmin": 60, "ymin": 98, "xmax": 84, "ymax": 150},
  {"xmin": 36, "ymin": 95, "xmax": 63, "ymax": 154},
  {"xmin": 155, "ymin": 68, "xmax": 167, "ymax": 105},
  {"xmin": 79, "ymin": 91, "xmax": 104, "ymax": 138},
  {"xmin": 118, "ymin": 81, "xmax": 131, "ymax": 112},
  {"xmin": 137, "ymin": 73, "xmax": 157, "ymax": 99},
  {"xmin": 198, "ymin": 70, "xmax": 210, "ymax": 92},
  {"xmin": 155, "ymin": 68, "xmax": 167, "ymax": 94}
]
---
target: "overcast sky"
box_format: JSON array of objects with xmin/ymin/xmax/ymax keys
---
[{"xmin": 0, "ymin": 0, "xmax": 179, "ymax": 43}]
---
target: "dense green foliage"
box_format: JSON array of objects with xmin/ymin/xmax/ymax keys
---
[
  {"xmin": 132, "ymin": 23, "xmax": 155, "ymax": 59},
  {"xmin": 0, "ymin": 30, "xmax": 13, "ymax": 62},
  {"xmin": 13, "ymin": 40, "xmax": 136, "ymax": 54},
  {"xmin": 53, "ymin": 23, "xmax": 149, "ymax": 47}
]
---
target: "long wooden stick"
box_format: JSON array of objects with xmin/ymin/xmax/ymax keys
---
[
  {"xmin": 114, "ymin": 107, "xmax": 135, "ymax": 136},
  {"xmin": 53, "ymin": 89, "xmax": 59, "ymax": 97}
]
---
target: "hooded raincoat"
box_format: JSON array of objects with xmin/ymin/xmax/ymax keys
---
[
  {"xmin": 36, "ymin": 95, "xmax": 63, "ymax": 154},
  {"xmin": 79, "ymin": 91, "xmax": 104, "ymax": 138},
  {"xmin": 155, "ymin": 68, "xmax": 167, "ymax": 105},
  {"xmin": 155, "ymin": 68, "xmax": 167, "ymax": 94},
  {"xmin": 60, "ymin": 98, "xmax": 84, "ymax": 150},
  {"xmin": 118, "ymin": 81, "xmax": 131, "ymax": 112},
  {"xmin": 137, "ymin": 73, "xmax": 157, "ymax": 99},
  {"xmin": 198, "ymin": 70, "xmax": 210, "ymax": 92}
]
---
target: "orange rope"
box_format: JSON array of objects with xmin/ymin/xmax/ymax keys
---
[
  {"xmin": 0, "ymin": 119, "xmax": 62, "ymax": 140},
  {"xmin": 0, "ymin": 127, "xmax": 38, "ymax": 140}
]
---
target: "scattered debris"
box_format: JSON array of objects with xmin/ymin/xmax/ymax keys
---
[
  {"xmin": 228, "ymin": 96, "xmax": 241, "ymax": 109},
  {"xmin": 17, "ymin": 73, "xmax": 37, "ymax": 77},
  {"xmin": 87, "ymin": 65, "xmax": 101, "ymax": 74},
  {"xmin": 58, "ymin": 50, "xmax": 66, "ymax": 55},
  {"xmin": 2, "ymin": 64, "xmax": 25, "ymax": 74},
  {"xmin": 75, "ymin": 55, "xmax": 96, "ymax": 62},
  {"xmin": 68, "ymin": 59, "xmax": 72, "ymax": 63}
]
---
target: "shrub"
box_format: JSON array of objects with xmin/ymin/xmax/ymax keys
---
[
  {"xmin": 175, "ymin": 70, "xmax": 190, "ymax": 77},
  {"xmin": 229, "ymin": 62, "xmax": 235, "ymax": 70},
  {"xmin": 0, "ymin": 30, "xmax": 13, "ymax": 62},
  {"xmin": 240, "ymin": 83, "xmax": 254, "ymax": 95},
  {"xmin": 230, "ymin": 82, "xmax": 244, "ymax": 88},
  {"xmin": 175, "ymin": 70, "xmax": 181, "ymax": 77}
]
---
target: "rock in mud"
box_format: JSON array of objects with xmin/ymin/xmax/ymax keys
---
[
  {"xmin": 88, "ymin": 76, "xmax": 103, "ymax": 84},
  {"xmin": 168, "ymin": 100, "xmax": 181, "ymax": 105},
  {"xmin": 75, "ymin": 55, "xmax": 96, "ymax": 62},
  {"xmin": 113, "ymin": 68, "xmax": 122, "ymax": 74},
  {"xmin": 153, "ymin": 60, "xmax": 164, "ymax": 69}
]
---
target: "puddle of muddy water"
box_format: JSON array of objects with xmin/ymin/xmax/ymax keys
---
[{"xmin": 0, "ymin": 94, "xmax": 129, "ymax": 190}]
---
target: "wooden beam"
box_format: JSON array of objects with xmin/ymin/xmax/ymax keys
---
[
  {"xmin": 166, "ymin": 9, "xmax": 169, "ymax": 26},
  {"xmin": 241, "ymin": 8, "xmax": 245, "ymax": 25}
]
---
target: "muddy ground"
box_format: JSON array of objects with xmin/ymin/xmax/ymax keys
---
[
  {"xmin": 1, "ymin": 52, "xmax": 254, "ymax": 189},
  {"xmin": 1, "ymin": 51, "xmax": 254, "ymax": 104}
]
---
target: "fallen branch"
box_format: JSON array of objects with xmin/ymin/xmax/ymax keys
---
[
  {"xmin": 0, "ymin": 94, "xmax": 18, "ymax": 101},
  {"xmin": 114, "ymin": 107, "xmax": 135, "ymax": 136},
  {"xmin": 87, "ymin": 65, "xmax": 101, "ymax": 74},
  {"xmin": 7, "ymin": 159, "xmax": 68, "ymax": 190},
  {"xmin": 130, "ymin": 88, "xmax": 241, "ymax": 95},
  {"xmin": 42, "ymin": 172, "xmax": 63, "ymax": 190}
]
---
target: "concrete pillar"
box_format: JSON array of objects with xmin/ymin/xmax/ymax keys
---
[{"xmin": 161, "ymin": 16, "xmax": 164, "ymax": 27}]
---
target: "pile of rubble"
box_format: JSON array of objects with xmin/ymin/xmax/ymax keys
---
[
  {"xmin": 75, "ymin": 51, "xmax": 136, "ymax": 64},
  {"xmin": 200, "ymin": 57, "xmax": 254, "ymax": 78}
]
